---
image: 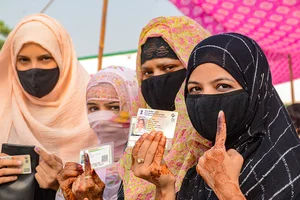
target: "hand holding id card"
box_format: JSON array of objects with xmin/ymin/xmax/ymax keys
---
[
  {"xmin": 128, "ymin": 108, "xmax": 178, "ymax": 147},
  {"xmin": 0, "ymin": 155, "xmax": 32, "ymax": 174},
  {"xmin": 79, "ymin": 143, "xmax": 113, "ymax": 170}
]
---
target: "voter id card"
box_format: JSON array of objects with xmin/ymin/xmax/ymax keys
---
[
  {"xmin": 79, "ymin": 143, "xmax": 113, "ymax": 169},
  {"xmin": 128, "ymin": 108, "xmax": 178, "ymax": 147},
  {"xmin": 0, "ymin": 155, "xmax": 31, "ymax": 174}
]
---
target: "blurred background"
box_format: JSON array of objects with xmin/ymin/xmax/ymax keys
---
[{"xmin": 1, "ymin": 0, "xmax": 299, "ymax": 104}]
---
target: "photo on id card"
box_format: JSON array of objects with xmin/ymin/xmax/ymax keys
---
[{"xmin": 128, "ymin": 108, "xmax": 178, "ymax": 146}]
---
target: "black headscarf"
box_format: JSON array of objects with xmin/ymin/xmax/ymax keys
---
[
  {"xmin": 141, "ymin": 37, "xmax": 178, "ymax": 65},
  {"xmin": 177, "ymin": 33, "xmax": 300, "ymax": 199}
]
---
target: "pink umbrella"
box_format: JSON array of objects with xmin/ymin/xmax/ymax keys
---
[{"xmin": 170, "ymin": 0, "xmax": 300, "ymax": 102}]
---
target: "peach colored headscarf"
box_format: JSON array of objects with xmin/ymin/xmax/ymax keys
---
[
  {"xmin": 0, "ymin": 13, "xmax": 98, "ymax": 162},
  {"xmin": 118, "ymin": 16, "xmax": 212, "ymax": 199}
]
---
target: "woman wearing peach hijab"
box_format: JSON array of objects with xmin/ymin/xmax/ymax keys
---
[
  {"xmin": 118, "ymin": 16, "xmax": 212, "ymax": 199},
  {"xmin": 0, "ymin": 13, "xmax": 97, "ymax": 192}
]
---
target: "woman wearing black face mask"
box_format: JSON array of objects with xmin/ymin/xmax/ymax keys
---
[
  {"xmin": 131, "ymin": 33, "xmax": 300, "ymax": 199},
  {"xmin": 118, "ymin": 16, "xmax": 212, "ymax": 199},
  {"xmin": 0, "ymin": 14, "xmax": 97, "ymax": 198}
]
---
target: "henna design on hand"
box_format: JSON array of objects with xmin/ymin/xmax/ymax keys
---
[{"xmin": 196, "ymin": 111, "xmax": 245, "ymax": 200}]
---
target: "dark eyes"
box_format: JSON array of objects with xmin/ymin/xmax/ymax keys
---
[
  {"xmin": 142, "ymin": 65, "xmax": 177, "ymax": 78},
  {"xmin": 18, "ymin": 58, "xmax": 29, "ymax": 63},
  {"xmin": 17, "ymin": 56, "xmax": 53, "ymax": 63},
  {"xmin": 188, "ymin": 84, "xmax": 233, "ymax": 94},
  {"xmin": 142, "ymin": 71, "xmax": 153, "ymax": 76},
  {"xmin": 217, "ymin": 84, "xmax": 233, "ymax": 92},
  {"xmin": 110, "ymin": 106, "xmax": 120, "ymax": 111},
  {"xmin": 88, "ymin": 106, "xmax": 99, "ymax": 113},
  {"xmin": 189, "ymin": 86, "xmax": 201, "ymax": 93},
  {"xmin": 163, "ymin": 65, "xmax": 175, "ymax": 72},
  {"xmin": 40, "ymin": 56, "xmax": 53, "ymax": 61}
]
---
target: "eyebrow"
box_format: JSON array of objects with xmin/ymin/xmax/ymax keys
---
[
  {"xmin": 37, "ymin": 54, "xmax": 52, "ymax": 59},
  {"xmin": 17, "ymin": 55, "xmax": 28, "ymax": 58},
  {"xmin": 211, "ymin": 77, "xmax": 235, "ymax": 84},
  {"xmin": 187, "ymin": 81, "xmax": 200, "ymax": 85},
  {"xmin": 87, "ymin": 102, "xmax": 97, "ymax": 106},
  {"xmin": 17, "ymin": 54, "xmax": 52, "ymax": 59},
  {"xmin": 142, "ymin": 60, "xmax": 179, "ymax": 69},
  {"xmin": 141, "ymin": 66, "xmax": 151, "ymax": 70},
  {"xmin": 106, "ymin": 101, "xmax": 119, "ymax": 105},
  {"xmin": 187, "ymin": 77, "xmax": 235, "ymax": 85}
]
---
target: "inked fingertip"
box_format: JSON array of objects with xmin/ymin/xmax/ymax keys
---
[
  {"xmin": 218, "ymin": 110, "xmax": 224, "ymax": 118},
  {"xmin": 34, "ymin": 146, "xmax": 40, "ymax": 153}
]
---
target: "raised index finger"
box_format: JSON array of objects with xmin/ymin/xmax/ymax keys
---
[
  {"xmin": 34, "ymin": 147, "xmax": 56, "ymax": 165},
  {"xmin": 214, "ymin": 111, "xmax": 227, "ymax": 149},
  {"xmin": 84, "ymin": 153, "xmax": 92, "ymax": 176}
]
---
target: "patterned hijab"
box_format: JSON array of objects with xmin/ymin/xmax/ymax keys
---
[
  {"xmin": 118, "ymin": 16, "xmax": 212, "ymax": 199},
  {"xmin": 87, "ymin": 66, "xmax": 141, "ymax": 200},
  {"xmin": 178, "ymin": 33, "xmax": 300, "ymax": 199},
  {"xmin": 87, "ymin": 66, "xmax": 141, "ymax": 118}
]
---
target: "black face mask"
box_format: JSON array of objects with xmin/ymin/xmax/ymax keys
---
[
  {"xmin": 141, "ymin": 68, "xmax": 186, "ymax": 111},
  {"xmin": 17, "ymin": 67, "xmax": 60, "ymax": 98},
  {"xmin": 186, "ymin": 90, "xmax": 249, "ymax": 144}
]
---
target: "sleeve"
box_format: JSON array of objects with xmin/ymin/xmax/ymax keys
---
[{"xmin": 54, "ymin": 188, "xmax": 65, "ymax": 200}]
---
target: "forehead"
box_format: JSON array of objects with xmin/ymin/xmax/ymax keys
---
[
  {"xmin": 18, "ymin": 43, "xmax": 50, "ymax": 55},
  {"xmin": 189, "ymin": 63, "xmax": 235, "ymax": 80},
  {"xmin": 142, "ymin": 58, "xmax": 182, "ymax": 68}
]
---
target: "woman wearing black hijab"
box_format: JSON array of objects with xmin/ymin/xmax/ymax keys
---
[{"xmin": 130, "ymin": 33, "xmax": 300, "ymax": 199}]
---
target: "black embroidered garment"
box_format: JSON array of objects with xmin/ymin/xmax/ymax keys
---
[
  {"xmin": 177, "ymin": 33, "xmax": 300, "ymax": 199},
  {"xmin": 141, "ymin": 37, "xmax": 178, "ymax": 64}
]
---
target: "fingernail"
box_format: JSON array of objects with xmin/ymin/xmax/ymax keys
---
[
  {"xmin": 150, "ymin": 131, "xmax": 156, "ymax": 136},
  {"xmin": 13, "ymin": 176, "xmax": 18, "ymax": 180},
  {"xmin": 34, "ymin": 147, "xmax": 40, "ymax": 152},
  {"xmin": 218, "ymin": 110, "xmax": 223, "ymax": 118},
  {"xmin": 18, "ymin": 169, "xmax": 23, "ymax": 173},
  {"xmin": 78, "ymin": 165, "xmax": 83, "ymax": 170},
  {"xmin": 17, "ymin": 160, "xmax": 22, "ymax": 165},
  {"xmin": 84, "ymin": 153, "xmax": 89, "ymax": 162}
]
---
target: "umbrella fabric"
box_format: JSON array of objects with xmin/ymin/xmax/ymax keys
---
[{"xmin": 170, "ymin": 0, "xmax": 300, "ymax": 85}]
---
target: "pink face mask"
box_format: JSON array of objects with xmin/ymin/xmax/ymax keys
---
[{"xmin": 88, "ymin": 110, "xmax": 130, "ymax": 161}]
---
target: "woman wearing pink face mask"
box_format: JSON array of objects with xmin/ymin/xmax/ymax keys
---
[{"xmin": 57, "ymin": 66, "xmax": 142, "ymax": 200}]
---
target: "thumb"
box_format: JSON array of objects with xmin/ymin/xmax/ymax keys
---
[
  {"xmin": 227, "ymin": 149, "xmax": 244, "ymax": 165},
  {"xmin": 227, "ymin": 149, "xmax": 239, "ymax": 157}
]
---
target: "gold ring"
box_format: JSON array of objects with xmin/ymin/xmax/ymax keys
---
[
  {"xmin": 137, "ymin": 158, "xmax": 144, "ymax": 164},
  {"xmin": 85, "ymin": 175, "xmax": 92, "ymax": 179}
]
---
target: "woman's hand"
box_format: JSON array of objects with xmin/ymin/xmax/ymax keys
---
[
  {"xmin": 72, "ymin": 153, "xmax": 105, "ymax": 200},
  {"xmin": 57, "ymin": 162, "xmax": 83, "ymax": 200},
  {"xmin": 34, "ymin": 147, "xmax": 63, "ymax": 191},
  {"xmin": 131, "ymin": 131, "xmax": 175, "ymax": 199},
  {"xmin": 196, "ymin": 111, "xmax": 245, "ymax": 200},
  {"xmin": 0, "ymin": 153, "xmax": 23, "ymax": 184}
]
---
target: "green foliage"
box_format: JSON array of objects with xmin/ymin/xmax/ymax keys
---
[{"xmin": 0, "ymin": 20, "xmax": 11, "ymax": 50}]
